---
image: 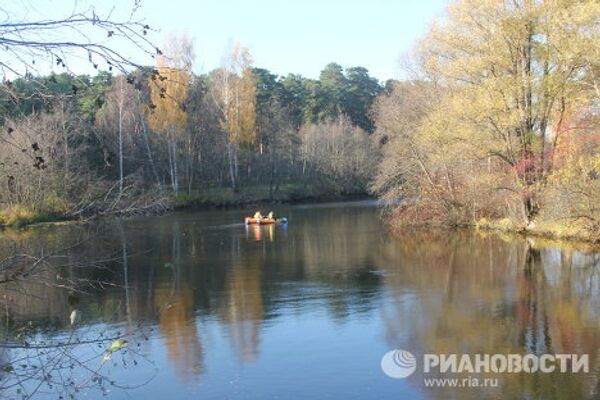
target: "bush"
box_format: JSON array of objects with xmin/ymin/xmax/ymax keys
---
[{"xmin": 0, "ymin": 206, "xmax": 38, "ymax": 228}]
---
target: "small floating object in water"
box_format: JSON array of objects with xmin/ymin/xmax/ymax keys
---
[
  {"xmin": 101, "ymin": 338, "xmax": 129, "ymax": 364},
  {"xmin": 108, "ymin": 338, "xmax": 128, "ymax": 353},
  {"xmin": 244, "ymin": 216, "xmax": 288, "ymax": 225}
]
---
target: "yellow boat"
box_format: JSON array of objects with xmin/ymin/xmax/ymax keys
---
[{"xmin": 244, "ymin": 216, "xmax": 288, "ymax": 225}]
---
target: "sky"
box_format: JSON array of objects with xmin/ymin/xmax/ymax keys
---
[{"xmin": 11, "ymin": 0, "xmax": 449, "ymax": 81}]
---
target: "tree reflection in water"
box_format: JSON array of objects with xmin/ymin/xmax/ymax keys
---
[
  {"xmin": 0, "ymin": 204, "xmax": 599, "ymax": 399},
  {"xmin": 0, "ymin": 225, "xmax": 157, "ymax": 399},
  {"xmin": 378, "ymin": 230, "xmax": 600, "ymax": 400}
]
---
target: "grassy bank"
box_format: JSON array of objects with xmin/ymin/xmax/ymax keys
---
[
  {"xmin": 0, "ymin": 206, "xmax": 65, "ymax": 229},
  {"xmin": 173, "ymin": 184, "xmax": 368, "ymax": 210},
  {"xmin": 475, "ymin": 218, "xmax": 600, "ymax": 245},
  {"xmin": 0, "ymin": 185, "xmax": 369, "ymax": 229}
]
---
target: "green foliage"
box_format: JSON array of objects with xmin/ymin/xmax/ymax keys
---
[
  {"xmin": 0, "ymin": 61, "xmax": 380, "ymax": 224},
  {"xmin": 344, "ymin": 67, "xmax": 381, "ymax": 132},
  {"xmin": 78, "ymin": 71, "xmax": 113, "ymax": 122},
  {"xmin": 253, "ymin": 64, "xmax": 381, "ymax": 131}
]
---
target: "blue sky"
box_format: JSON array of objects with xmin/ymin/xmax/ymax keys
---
[
  {"xmin": 146, "ymin": 0, "xmax": 448, "ymax": 80},
  {"xmin": 15, "ymin": 0, "xmax": 448, "ymax": 81}
]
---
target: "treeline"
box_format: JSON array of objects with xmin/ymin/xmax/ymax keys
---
[
  {"xmin": 372, "ymin": 0, "xmax": 600, "ymax": 239},
  {"xmin": 0, "ymin": 40, "xmax": 381, "ymax": 222}
]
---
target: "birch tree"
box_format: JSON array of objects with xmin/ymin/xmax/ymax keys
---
[
  {"xmin": 147, "ymin": 34, "xmax": 194, "ymax": 195},
  {"xmin": 96, "ymin": 76, "xmax": 137, "ymax": 195},
  {"xmin": 211, "ymin": 43, "xmax": 257, "ymax": 192}
]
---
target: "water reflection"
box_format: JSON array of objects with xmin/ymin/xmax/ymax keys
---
[
  {"xmin": 155, "ymin": 286, "xmax": 204, "ymax": 380},
  {"xmin": 378, "ymin": 231, "xmax": 600, "ymax": 399},
  {"xmin": 0, "ymin": 202, "xmax": 598, "ymax": 399},
  {"xmin": 220, "ymin": 266, "xmax": 263, "ymax": 362},
  {"xmin": 245, "ymin": 224, "xmax": 279, "ymax": 242}
]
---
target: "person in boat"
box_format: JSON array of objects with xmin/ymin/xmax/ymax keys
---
[
  {"xmin": 253, "ymin": 211, "xmax": 263, "ymax": 220},
  {"xmin": 267, "ymin": 211, "xmax": 274, "ymax": 220}
]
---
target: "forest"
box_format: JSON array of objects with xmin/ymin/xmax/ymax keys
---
[
  {"xmin": 1, "ymin": 0, "xmax": 600, "ymax": 242},
  {"xmin": 372, "ymin": 0, "xmax": 600, "ymax": 241},
  {"xmin": 0, "ymin": 38, "xmax": 382, "ymax": 226}
]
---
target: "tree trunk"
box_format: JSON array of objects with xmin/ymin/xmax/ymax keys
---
[
  {"xmin": 234, "ymin": 147, "xmax": 239, "ymax": 191},
  {"xmin": 227, "ymin": 142, "xmax": 237, "ymax": 193},
  {"xmin": 118, "ymin": 79, "xmax": 124, "ymax": 196},
  {"xmin": 171, "ymin": 141, "xmax": 179, "ymax": 195},
  {"xmin": 186, "ymin": 137, "xmax": 194, "ymax": 196},
  {"xmin": 167, "ymin": 139, "xmax": 178, "ymax": 195},
  {"xmin": 138, "ymin": 93, "xmax": 161, "ymax": 187},
  {"xmin": 269, "ymin": 151, "xmax": 275, "ymax": 200}
]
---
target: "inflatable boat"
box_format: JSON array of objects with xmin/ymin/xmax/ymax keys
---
[{"xmin": 244, "ymin": 217, "xmax": 288, "ymax": 225}]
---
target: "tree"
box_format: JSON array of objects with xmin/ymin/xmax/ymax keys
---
[
  {"xmin": 319, "ymin": 62, "xmax": 347, "ymax": 119},
  {"xmin": 256, "ymin": 99, "xmax": 296, "ymax": 198},
  {"xmin": 375, "ymin": 0, "xmax": 600, "ymax": 226},
  {"xmin": 420, "ymin": 0, "xmax": 600, "ymax": 221},
  {"xmin": 371, "ymin": 80, "xmax": 453, "ymax": 223},
  {"xmin": 210, "ymin": 42, "xmax": 257, "ymax": 192},
  {"xmin": 344, "ymin": 67, "xmax": 381, "ymax": 132},
  {"xmin": 147, "ymin": 34, "xmax": 194, "ymax": 195},
  {"xmin": 96, "ymin": 76, "xmax": 137, "ymax": 195},
  {"xmin": 0, "ymin": 3, "xmax": 156, "ymax": 79},
  {"xmin": 300, "ymin": 116, "xmax": 376, "ymax": 195},
  {"xmin": 300, "ymin": 78, "xmax": 327, "ymax": 124},
  {"xmin": 253, "ymin": 68, "xmax": 283, "ymax": 112},
  {"xmin": 279, "ymin": 73, "xmax": 309, "ymax": 129},
  {"xmin": 0, "ymin": 106, "xmax": 89, "ymax": 214}
]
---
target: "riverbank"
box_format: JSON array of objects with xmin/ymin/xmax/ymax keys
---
[
  {"xmin": 0, "ymin": 185, "xmax": 369, "ymax": 229},
  {"xmin": 475, "ymin": 218, "xmax": 600, "ymax": 245},
  {"xmin": 173, "ymin": 184, "xmax": 368, "ymax": 210},
  {"xmin": 0, "ymin": 206, "xmax": 67, "ymax": 229}
]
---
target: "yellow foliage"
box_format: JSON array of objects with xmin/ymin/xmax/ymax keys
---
[
  {"xmin": 147, "ymin": 33, "xmax": 193, "ymax": 137},
  {"xmin": 476, "ymin": 217, "xmax": 519, "ymax": 232},
  {"xmin": 231, "ymin": 67, "xmax": 257, "ymax": 145},
  {"xmin": 0, "ymin": 206, "xmax": 35, "ymax": 227},
  {"xmin": 376, "ymin": 0, "xmax": 600, "ymax": 227},
  {"xmin": 214, "ymin": 43, "xmax": 258, "ymax": 146},
  {"xmin": 147, "ymin": 66, "xmax": 190, "ymax": 135}
]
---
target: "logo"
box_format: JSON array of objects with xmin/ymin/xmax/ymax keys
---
[
  {"xmin": 381, "ymin": 349, "xmax": 417, "ymax": 379},
  {"xmin": 380, "ymin": 349, "xmax": 590, "ymax": 386}
]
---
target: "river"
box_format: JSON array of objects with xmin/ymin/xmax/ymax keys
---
[{"xmin": 0, "ymin": 200, "xmax": 598, "ymax": 399}]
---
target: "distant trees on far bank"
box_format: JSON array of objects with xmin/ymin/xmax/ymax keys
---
[{"xmin": 0, "ymin": 41, "xmax": 382, "ymax": 219}]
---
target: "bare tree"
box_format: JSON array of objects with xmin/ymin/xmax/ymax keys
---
[
  {"xmin": 300, "ymin": 116, "xmax": 376, "ymax": 195},
  {"xmin": 96, "ymin": 76, "xmax": 138, "ymax": 196},
  {"xmin": 0, "ymin": 2, "xmax": 157, "ymax": 80}
]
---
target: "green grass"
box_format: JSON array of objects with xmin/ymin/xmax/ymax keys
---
[
  {"xmin": 173, "ymin": 183, "xmax": 358, "ymax": 210},
  {"xmin": 174, "ymin": 189, "xmax": 237, "ymax": 208}
]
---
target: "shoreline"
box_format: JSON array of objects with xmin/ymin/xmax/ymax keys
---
[
  {"xmin": 474, "ymin": 218, "xmax": 600, "ymax": 247},
  {"xmin": 6, "ymin": 198, "xmax": 599, "ymax": 252},
  {"xmin": 0, "ymin": 191, "xmax": 371, "ymax": 230},
  {"xmin": 389, "ymin": 218, "xmax": 600, "ymax": 251}
]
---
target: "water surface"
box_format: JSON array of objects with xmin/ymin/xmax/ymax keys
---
[{"xmin": 0, "ymin": 201, "xmax": 598, "ymax": 399}]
